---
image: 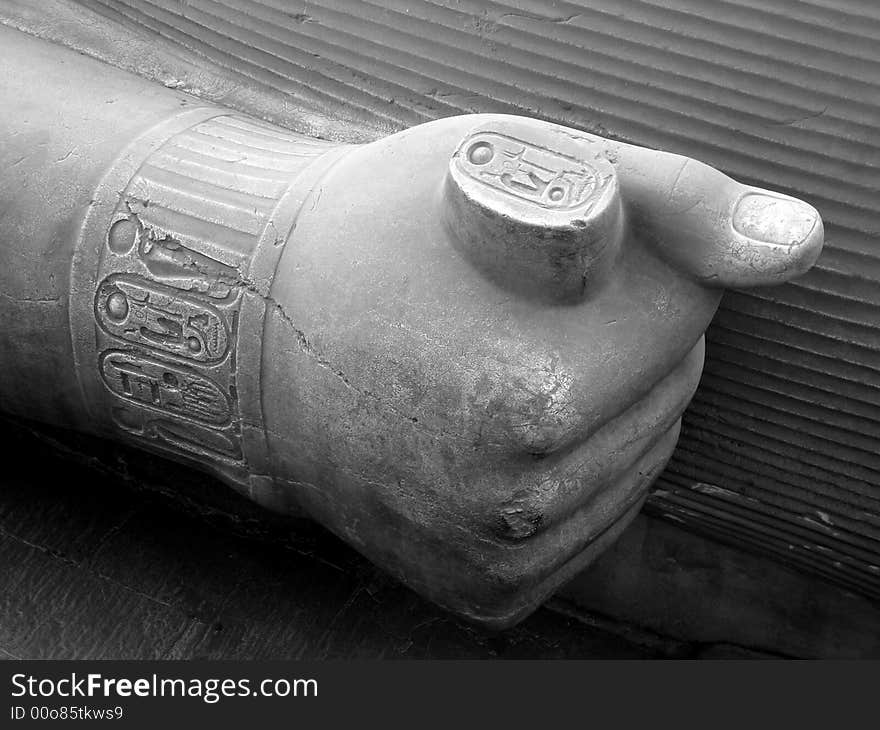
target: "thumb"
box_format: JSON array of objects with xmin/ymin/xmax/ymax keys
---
[{"xmin": 610, "ymin": 144, "xmax": 823, "ymax": 288}]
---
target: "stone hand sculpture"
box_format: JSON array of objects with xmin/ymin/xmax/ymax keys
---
[{"xmin": 0, "ymin": 29, "xmax": 823, "ymax": 627}]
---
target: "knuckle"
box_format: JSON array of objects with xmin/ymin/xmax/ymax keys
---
[{"xmin": 493, "ymin": 363, "xmax": 584, "ymax": 455}]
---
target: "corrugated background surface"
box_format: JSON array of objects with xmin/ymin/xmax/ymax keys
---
[{"xmin": 55, "ymin": 0, "xmax": 880, "ymax": 601}]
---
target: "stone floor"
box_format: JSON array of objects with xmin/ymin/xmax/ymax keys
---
[
  {"xmin": 7, "ymin": 420, "xmax": 872, "ymax": 659},
  {"xmin": 0, "ymin": 423, "xmax": 666, "ymax": 660}
]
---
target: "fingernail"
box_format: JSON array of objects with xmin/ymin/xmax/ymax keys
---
[{"xmin": 732, "ymin": 192, "xmax": 819, "ymax": 246}]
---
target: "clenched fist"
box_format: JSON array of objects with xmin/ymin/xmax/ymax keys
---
[{"xmin": 0, "ymin": 28, "xmax": 822, "ymax": 626}]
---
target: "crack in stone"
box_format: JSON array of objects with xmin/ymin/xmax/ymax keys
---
[
  {"xmin": 498, "ymin": 11, "xmax": 582, "ymax": 25},
  {"xmin": 119, "ymin": 202, "xmax": 510, "ymax": 449},
  {"xmin": 251, "ymin": 284, "xmax": 363, "ymax": 397},
  {"xmin": 0, "ymin": 291, "xmax": 60, "ymax": 303}
]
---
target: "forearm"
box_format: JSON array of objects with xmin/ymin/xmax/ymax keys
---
[
  {"xmin": 0, "ymin": 27, "xmax": 210, "ymax": 425},
  {"xmin": 0, "ymin": 28, "xmax": 343, "ymax": 505}
]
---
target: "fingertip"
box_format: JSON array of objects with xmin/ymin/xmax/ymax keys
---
[
  {"xmin": 721, "ymin": 189, "xmax": 824, "ymax": 287},
  {"xmin": 732, "ymin": 190, "xmax": 821, "ymax": 247}
]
